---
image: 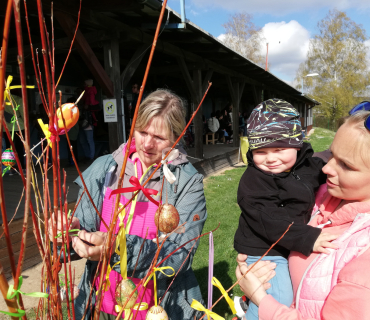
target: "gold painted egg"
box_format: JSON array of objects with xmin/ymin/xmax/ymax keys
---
[
  {"xmin": 115, "ymin": 279, "xmax": 138, "ymax": 309},
  {"xmin": 56, "ymin": 103, "xmax": 79, "ymax": 130},
  {"xmin": 145, "ymin": 306, "xmax": 168, "ymax": 320},
  {"xmin": 154, "ymin": 204, "xmax": 180, "ymax": 233}
]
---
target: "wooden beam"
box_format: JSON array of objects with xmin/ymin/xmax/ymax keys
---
[
  {"xmin": 193, "ymin": 69, "xmax": 203, "ymax": 159},
  {"xmin": 121, "ymin": 44, "xmax": 148, "ymax": 88},
  {"xmin": 177, "ymin": 57, "xmax": 198, "ymax": 101},
  {"xmin": 55, "ymin": 12, "xmax": 114, "ymax": 97}
]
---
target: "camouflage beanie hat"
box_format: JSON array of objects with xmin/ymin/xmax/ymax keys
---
[{"xmin": 247, "ymin": 98, "xmax": 303, "ymax": 150}]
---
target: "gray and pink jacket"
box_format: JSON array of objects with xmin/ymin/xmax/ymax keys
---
[{"xmin": 71, "ymin": 140, "xmax": 207, "ymax": 320}]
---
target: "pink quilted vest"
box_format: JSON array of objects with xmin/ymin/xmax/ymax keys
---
[{"xmin": 295, "ymin": 190, "xmax": 370, "ymax": 319}]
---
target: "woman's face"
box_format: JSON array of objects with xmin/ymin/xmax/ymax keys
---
[
  {"xmin": 134, "ymin": 117, "xmax": 172, "ymax": 169},
  {"xmin": 323, "ymin": 123, "xmax": 370, "ymax": 202}
]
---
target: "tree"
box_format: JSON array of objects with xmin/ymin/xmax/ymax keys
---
[
  {"xmin": 221, "ymin": 12, "xmax": 265, "ymax": 67},
  {"xmin": 295, "ymin": 9, "xmax": 370, "ymax": 124}
]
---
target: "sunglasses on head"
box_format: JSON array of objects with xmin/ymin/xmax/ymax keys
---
[{"xmin": 348, "ymin": 101, "xmax": 370, "ymax": 130}]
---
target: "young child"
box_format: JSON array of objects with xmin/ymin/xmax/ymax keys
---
[{"xmin": 234, "ymin": 99, "xmax": 328, "ymax": 320}]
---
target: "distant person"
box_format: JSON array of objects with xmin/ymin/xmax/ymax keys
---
[{"xmin": 207, "ymin": 112, "xmax": 220, "ymax": 133}]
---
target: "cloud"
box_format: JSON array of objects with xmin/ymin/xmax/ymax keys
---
[
  {"xmin": 190, "ymin": 9, "xmax": 199, "ymax": 16},
  {"xmin": 190, "ymin": 0, "xmax": 370, "ymax": 15},
  {"xmin": 260, "ymin": 20, "xmax": 310, "ymax": 80}
]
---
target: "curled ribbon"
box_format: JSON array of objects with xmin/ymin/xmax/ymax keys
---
[
  {"xmin": 161, "ymin": 149, "xmax": 179, "ymax": 184},
  {"xmin": 4, "ymin": 75, "xmax": 35, "ymax": 105},
  {"xmin": 110, "ymin": 176, "xmax": 159, "ymax": 206},
  {"xmin": 114, "ymin": 302, "xmax": 148, "ymax": 320},
  {"xmin": 190, "ymin": 299, "xmax": 224, "ymax": 320},
  {"xmin": 0, "ymin": 276, "xmax": 49, "ymax": 317},
  {"xmin": 211, "ymin": 277, "xmax": 236, "ymax": 314},
  {"xmin": 144, "ymin": 266, "xmax": 175, "ymax": 306}
]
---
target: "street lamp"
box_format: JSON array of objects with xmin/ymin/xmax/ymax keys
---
[{"xmin": 301, "ymin": 73, "xmax": 319, "ymax": 95}]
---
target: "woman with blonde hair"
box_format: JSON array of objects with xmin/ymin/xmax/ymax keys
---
[
  {"xmin": 50, "ymin": 89, "xmax": 207, "ymax": 320},
  {"xmin": 236, "ymin": 105, "xmax": 370, "ymax": 319}
]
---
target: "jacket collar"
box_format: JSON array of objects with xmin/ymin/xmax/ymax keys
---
[{"xmin": 318, "ymin": 193, "xmax": 370, "ymax": 226}]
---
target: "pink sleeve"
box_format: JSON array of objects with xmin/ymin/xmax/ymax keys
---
[
  {"xmin": 259, "ymin": 280, "xmax": 370, "ymax": 320},
  {"xmin": 259, "ymin": 295, "xmax": 316, "ymax": 320}
]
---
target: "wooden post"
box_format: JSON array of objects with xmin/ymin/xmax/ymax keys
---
[
  {"xmin": 121, "ymin": 44, "xmax": 148, "ymax": 89},
  {"xmin": 193, "ymin": 68, "xmax": 203, "ymax": 159},
  {"xmin": 177, "ymin": 57, "xmax": 213, "ymax": 159},
  {"xmin": 104, "ymin": 39, "xmax": 124, "ymax": 152}
]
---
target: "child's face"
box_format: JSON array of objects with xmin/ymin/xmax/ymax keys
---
[
  {"xmin": 323, "ymin": 123, "xmax": 370, "ymax": 202},
  {"xmin": 252, "ymin": 147, "xmax": 299, "ymax": 174}
]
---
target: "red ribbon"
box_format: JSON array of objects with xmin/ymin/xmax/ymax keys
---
[{"xmin": 109, "ymin": 176, "xmax": 159, "ymax": 206}]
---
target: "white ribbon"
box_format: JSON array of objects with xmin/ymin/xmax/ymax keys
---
[{"xmin": 161, "ymin": 149, "xmax": 179, "ymax": 184}]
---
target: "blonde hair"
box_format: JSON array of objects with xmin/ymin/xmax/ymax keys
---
[
  {"xmin": 343, "ymin": 111, "xmax": 370, "ymax": 166},
  {"xmin": 134, "ymin": 89, "xmax": 186, "ymax": 142}
]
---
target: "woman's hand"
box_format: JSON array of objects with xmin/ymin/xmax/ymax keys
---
[
  {"xmin": 237, "ymin": 254, "xmax": 276, "ymax": 291},
  {"xmin": 236, "ymin": 263, "xmax": 268, "ymax": 307},
  {"xmin": 313, "ymin": 232, "xmax": 339, "ymax": 254},
  {"xmin": 48, "ymin": 211, "xmax": 80, "ymax": 245},
  {"xmin": 72, "ymin": 231, "xmax": 115, "ymax": 261}
]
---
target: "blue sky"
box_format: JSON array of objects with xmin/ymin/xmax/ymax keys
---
[{"xmin": 167, "ymin": 0, "xmax": 370, "ymax": 85}]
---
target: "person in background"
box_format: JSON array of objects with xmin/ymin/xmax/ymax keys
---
[
  {"xmin": 239, "ymin": 111, "xmax": 246, "ymax": 136},
  {"xmin": 80, "ymin": 82, "xmax": 97, "ymax": 162},
  {"xmin": 129, "ymin": 82, "xmax": 140, "ymax": 124},
  {"xmin": 216, "ymin": 110, "xmax": 229, "ymax": 143},
  {"xmin": 207, "ymin": 112, "xmax": 220, "ymax": 133}
]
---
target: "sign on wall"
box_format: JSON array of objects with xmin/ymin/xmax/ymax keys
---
[{"xmin": 103, "ymin": 99, "xmax": 117, "ymax": 122}]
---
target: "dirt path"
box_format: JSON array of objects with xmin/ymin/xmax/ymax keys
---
[{"xmin": 0, "ymin": 259, "xmax": 86, "ymax": 318}]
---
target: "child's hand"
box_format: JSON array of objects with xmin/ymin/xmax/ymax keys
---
[{"xmin": 313, "ymin": 232, "xmax": 339, "ymax": 254}]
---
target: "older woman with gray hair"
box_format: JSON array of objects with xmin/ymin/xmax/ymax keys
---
[{"xmin": 50, "ymin": 89, "xmax": 207, "ymax": 320}]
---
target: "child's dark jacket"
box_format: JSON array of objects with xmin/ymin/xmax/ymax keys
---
[{"xmin": 234, "ymin": 143, "xmax": 327, "ymax": 258}]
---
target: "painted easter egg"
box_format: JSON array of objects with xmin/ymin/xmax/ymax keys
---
[
  {"xmin": 56, "ymin": 103, "xmax": 79, "ymax": 130},
  {"xmin": 115, "ymin": 279, "xmax": 138, "ymax": 309},
  {"xmin": 1, "ymin": 148, "xmax": 16, "ymax": 167},
  {"xmin": 145, "ymin": 306, "xmax": 168, "ymax": 320},
  {"xmin": 60, "ymin": 284, "xmax": 80, "ymax": 303},
  {"xmin": 154, "ymin": 204, "xmax": 180, "ymax": 233}
]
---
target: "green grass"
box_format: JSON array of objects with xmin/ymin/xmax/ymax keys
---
[
  {"xmin": 193, "ymin": 167, "xmax": 246, "ymax": 319},
  {"xmin": 308, "ymin": 127, "xmax": 336, "ymax": 152}
]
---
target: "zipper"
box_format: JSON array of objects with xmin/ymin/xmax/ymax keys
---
[{"xmin": 292, "ymin": 170, "xmax": 315, "ymax": 217}]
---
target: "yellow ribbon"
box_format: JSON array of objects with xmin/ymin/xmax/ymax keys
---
[
  {"xmin": 114, "ymin": 302, "xmax": 148, "ymax": 320},
  {"xmin": 190, "ymin": 299, "xmax": 224, "ymax": 320},
  {"xmin": 144, "ymin": 266, "xmax": 175, "ymax": 306},
  {"xmin": 240, "ymin": 137, "xmax": 249, "ymax": 165},
  {"xmin": 37, "ymin": 119, "xmax": 52, "ymax": 148},
  {"xmin": 4, "ymin": 75, "xmax": 34, "ymax": 105},
  {"xmin": 211, "ymin": 277, "xmax": 236, "ymax": 315}
]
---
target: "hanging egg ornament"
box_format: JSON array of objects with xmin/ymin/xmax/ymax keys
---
[
  {"xmin": 145, "ymin": 306, "xmax": 168, "ymax": 320},
  {"xmin": 115, "ymin": 279, "xmax": 138, "ymax": 309},
  {"xmin": 1, "ymin": 148, "xmax": 16, "ymax": 167},
  {"xmin": 154, "ymin": 204, "xmax": 180, "ymax": 233},
  {"xmin": 56, "ymin": 103, "xmax": 79, "ymax": 130}
]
